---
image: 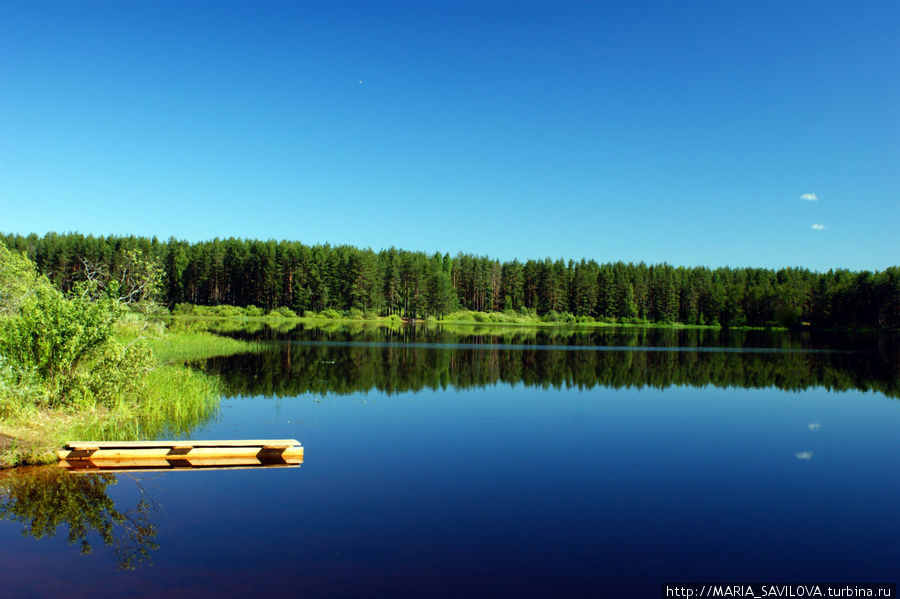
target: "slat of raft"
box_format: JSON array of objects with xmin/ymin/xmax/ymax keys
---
[
  {"xmin": 57, "ymin": 447, "xmax": 303, "ymax": 460},
  {"xmin": 58, "ymin": 439, "xmax": 304, "ymax": 468},
  {"xmin": 59, "ymin": 459, "xmax": 301, "ymax": 473},
  {"xmin": 65, "ymin": 439, "xmax": 300, "ymax": 449},
  {"xmin": 58, "ymin": 447, "xmax": 303, "ymax": 460}
]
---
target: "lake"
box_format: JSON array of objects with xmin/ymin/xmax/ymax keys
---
[{"xmin": 2, "ymin": 324, "xmax": 898, "ymax": 598}]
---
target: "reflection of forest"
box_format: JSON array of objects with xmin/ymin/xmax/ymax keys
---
[
  {"xmin": 199, "ymin": 325, "xmax": 900, "ymax": 398},
  {"xmin": 0, "ymin": 467, "xmax": 159, "ymax": 570}
]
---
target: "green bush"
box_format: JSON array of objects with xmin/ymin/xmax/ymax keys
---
[
  {"xmin": 0, "ymin": 246, "xmax": 154, "ymax": 409},
  {"xmin": 542, "ymin": 310, "xmax": 560, "ymax": 322},
  {"xmin": 243, "ymin": 305, "xmax": 264, "ymax": 317},
  {"xmin": 172, "ymin": 303, "xmax": 196, "ymax": 315}
]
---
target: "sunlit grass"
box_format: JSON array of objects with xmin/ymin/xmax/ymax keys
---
[
  {"xmin": 146, "ymin": 330, "xmax": 257, "ymax": 363},
  {"xmin": 0, "ymin": 326, "xmax": 257, "ymax": 468}
]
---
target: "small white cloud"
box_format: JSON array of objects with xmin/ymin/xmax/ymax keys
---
[
  {"xmin": 796, "ymin": 451, "xmax": 814, "ymax": 460},
  {"xmin": 812, "ymin": 224, "xmax": 826, "ymax": 230},
  {"xmin": 801, "ymin": 193, "xmax": 819, "ymax": 201},
  {"xmin": 808, "ymin": 423, "xmax": 821, "ymax": 431}
]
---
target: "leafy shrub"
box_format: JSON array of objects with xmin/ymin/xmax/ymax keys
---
[
  {"xmin": 444, "ymin": 310, "xmax": 475, "ymax": 322},
  {"xmin": 542, "ymin": 310, "xmax": 560, "ymax": 322},
  {"xmin": 321, "ymin": 309, "xmax": 342, "ymax": 319},
  {"xmin": 243, "ymin": 305, "xmax": 264, "ymax": 317},
  {"xmin": 0, "ymin": 354, "xmax": 46, "ymax": 419},
  {"xmin": 65, "ymin": 340, "xmax": 154, "ymax": 408},
  {"xmin": 172, "ymin": 303, "xmax": 196, "ymax": 315},
  {"xmin": 0, "ymin": 246, "xmax": 156, "ymax": 409}
]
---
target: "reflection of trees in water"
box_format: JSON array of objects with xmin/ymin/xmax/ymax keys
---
[
  {"xmin": 0, "ymin": 467, "xmax": 160, "ymax": 570},
  {"xmin": 212, "ymin": 320, "xmax": 899, "ymax": 353},
  {"xmin": 201, "ymin": 331, "xmax": 900, "ymax": 399}
]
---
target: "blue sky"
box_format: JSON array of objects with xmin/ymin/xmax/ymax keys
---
[{"xmin": 1, "ymin": 1, "xmax": 897, "ymax": 271}]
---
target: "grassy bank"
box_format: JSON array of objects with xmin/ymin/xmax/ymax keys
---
[
  {"xmin": 0, "ymin": 327, "xmax": 255, "ymax": 468},
  {"xmin": 168, "ymin": 304, "xmax": 788, "ymax": 332}
]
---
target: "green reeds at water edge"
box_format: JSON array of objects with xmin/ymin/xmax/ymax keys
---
[
  {"xmin": 145, "ymin": 330, "xmax": 262, "ymax": 364},
  {"xmin": 66, "ymin": 365, "xmax": 222, "ymax": 442},
  {"xmin": 0, "ymin": 330, "xmax": 257, "ymax": 468}
]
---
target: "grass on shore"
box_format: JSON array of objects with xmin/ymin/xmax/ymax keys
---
[
  {"xmin": 0, "ymin": 327, "xmax": 256, "ymax": 468},
  {"xmin": 168, "ymin": 307, "xmax": 786, "ymax": 332}
]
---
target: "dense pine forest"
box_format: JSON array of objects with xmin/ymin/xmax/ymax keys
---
[{"xmin": 2, "ymin": 232, "xmax": 898, "ymax": 329}]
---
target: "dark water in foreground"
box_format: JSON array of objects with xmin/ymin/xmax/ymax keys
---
[{"xmin": 2, "ymin": 326, "xmax": 898, "ymax": 598}]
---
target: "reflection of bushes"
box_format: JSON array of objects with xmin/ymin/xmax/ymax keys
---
[{"xmin": 0, "ymin": 467, "xmax": 159, "ymax": 570}]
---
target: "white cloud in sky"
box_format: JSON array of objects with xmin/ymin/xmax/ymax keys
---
[
  {"xmin": 801, "ymin": 193, "xmax": 819, "ymax": 201},
  {"xmin": 812, "ymin": 224, "xmax": 826, "ymax": 230}
]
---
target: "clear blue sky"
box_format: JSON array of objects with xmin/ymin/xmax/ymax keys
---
[{"xmin": 1, "ymin": 1, "xmax": 897, "ymax": 271}]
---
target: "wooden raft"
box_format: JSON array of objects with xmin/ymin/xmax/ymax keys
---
[{"xmin": 58, "ymin": 439, "xmax": 303, "ymax": 471}]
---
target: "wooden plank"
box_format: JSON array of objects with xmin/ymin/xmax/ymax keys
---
[
  {"xmin": 65, "ymin": 439, "xmax": 300, "ymax": 450},
  {"xmin": 59, "ymin": 459, "xmax": 301, "ymax": 473},
  {"xmin": 64, "ymin": 457, "xmax": 303, "ymax": 468},
  {"xmin": 59, "ymin": 446, "xmax": 303, "ymax": 461}
]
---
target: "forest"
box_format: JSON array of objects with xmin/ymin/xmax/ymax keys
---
[{"xmin": 2, "ymin": 232, "xmax": 898, "ymax": 329}]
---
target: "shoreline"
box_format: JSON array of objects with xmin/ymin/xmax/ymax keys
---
[
  {"xmin": 165, "ymin": 312, "xmax": 897, "ymax": 333},
  {"xmin": 0, "ymin": 329, "xmax": 256, "ymax": 469}
]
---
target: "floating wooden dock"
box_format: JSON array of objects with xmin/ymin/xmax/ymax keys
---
[{"xmin": 57, "ymin": 439, "xmax": 303, "ymax": 472}]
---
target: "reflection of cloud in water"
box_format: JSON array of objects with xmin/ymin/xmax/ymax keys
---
[
  {"xmin": 808, "ymin": 423, "xmax": 821, "ymax": 431},
  {"xmin": 795, "ymin": 451, "xmax": 814, "ymax": 460}
]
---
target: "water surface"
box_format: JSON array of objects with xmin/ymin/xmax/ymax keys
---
[{"xmin": 2, "ymin": 325, "xmax": 897, "ymax": 598}]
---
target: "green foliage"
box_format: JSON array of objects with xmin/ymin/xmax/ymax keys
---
[
  {"xmin": 172, "ymin": 302, "xmax": 196, "ymax": 315},
  {"xmin": 0, "ymin": 245, "xmax": 40, "ymax": 316},
  {"xmin": 2, "ymin": 233, "xmax": 899, "ymax": 330},
  {"xmin": 0, "ymin": 247, "xmax": 144, "ymax": 407},
  {"xmin": 267, "ymin": 306, "xmax": 298, "ymax": 318},
  {"xmin": 2, "ymin": 287, "xmax": 118, "ymax": 384},
  {"xmin": 0, "ymin": 355, "xmax": 45, "ymax": 420},
  {"xmin": 243, "ymin": 305, "xmax": 264, "ymax": 317},
  {"xmin": 542, "ymin": 310, "xmax": 560, "ymax": 323},
  {"xmin": 145, "ymin": 330, "xmax": 255, "ymax": 364}
]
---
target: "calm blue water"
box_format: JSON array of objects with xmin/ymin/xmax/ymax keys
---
[{"xmin": 1, "ymin": 328, "xmax": 898, "ymax": 598}]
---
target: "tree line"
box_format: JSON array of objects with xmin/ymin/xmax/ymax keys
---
[{"xmin": 2, "ymin": 232, "xmax": 898, "ymax": 328}]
